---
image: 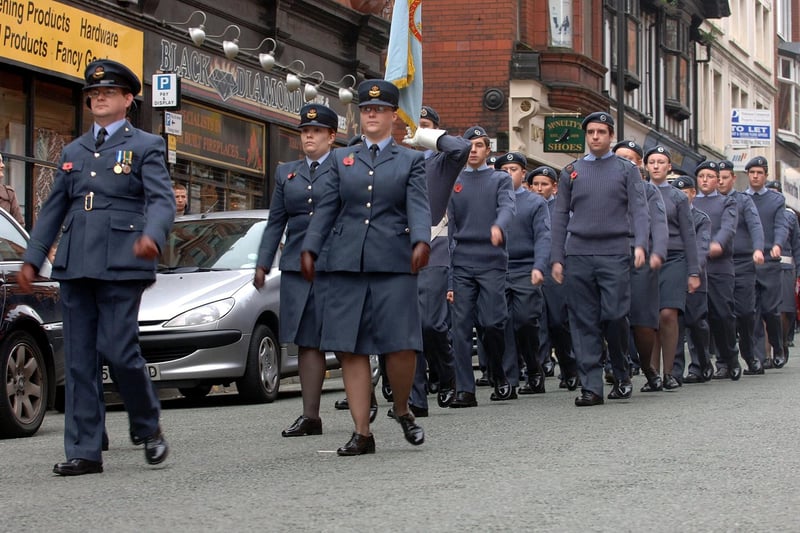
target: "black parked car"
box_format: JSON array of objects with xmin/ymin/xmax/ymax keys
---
[{"xmin": 0, "ymin": 208, "xmax": 64, "ymax": 438}]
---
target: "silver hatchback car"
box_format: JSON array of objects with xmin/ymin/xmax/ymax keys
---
[{"xmin": 125, "ymin": 210, "xmax": 341, "ymax": 403}]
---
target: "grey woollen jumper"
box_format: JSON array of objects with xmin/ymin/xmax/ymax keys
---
[
  {"xmin": 725, "ymin": 190, "xmax": 764, "ymax": 259},
  {"xmin": 747, "ymin": 188, "xmax": 790, "ymax": 254},
  {"xmin": 507, "ymin": 187, "xmax": 551, "ymax": 274},
  {"xmin": 448, "ymin": 167, "xmax": 515, "ymax": 270},
  {"xmin": 654, "ymin": 182, "xmax": 700, "ymax": 276},
  {"xmin": 693, "ymin": 193, "xmax": 738, "ymax": 275},
  {"xmin": 550, "ymin": 154, "xmax": 649, "ymax": 265}
]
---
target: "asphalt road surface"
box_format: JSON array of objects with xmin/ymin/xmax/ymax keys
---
[{"xmin": 5, "ymin": 357, "xmax": 800, "ymax": 532}]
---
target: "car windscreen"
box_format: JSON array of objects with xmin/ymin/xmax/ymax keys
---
[{"xmin": 160, "ymin": 218, "xmax": 267, "ymax": 271}]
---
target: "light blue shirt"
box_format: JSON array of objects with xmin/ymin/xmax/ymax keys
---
[
  {"xmin": 464, "ymin": 164, "xmax": 490, "ymax": 172},
  {"xmin": 745, "ymin": 187, "xmax": 768, "ymax": 196},
  {"xmin": 305, "ymin": 152, "xmax": 330, "ymax": 168},
  {"xmin": 584, "ymin": 151, "xmax": 615, "ymax": 161},
  {"xmin": 94, "ymin": 119, "xmax": 127, "ymax": 142}
]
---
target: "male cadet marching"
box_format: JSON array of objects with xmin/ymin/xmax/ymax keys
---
[
  {"xmin": 402, "ymin": 105, "xmax": 471, "ymax": 414},
  {"xmin": 447, "ymin": 126, "xmax": 516, "ymax": 406},
  {"xmin": 612, "ymin": 140, "xmax": 668, "ymax": 389},
  {"xmin": 669, "ymin": 176, "xmax": 713, "ymax": 383},
  {"xmin": 690, "ymin": 161, "xmax": 741, "ymax": 380},
  {"xmin": 18, "ymin": 60, "xmax": 175, "ymax": 475},
  {"xmin": 550, "ymin": 112, "xmax": 650, "ymax": 406},
  {"xmin": 495, "ymin": 152, "xmax": 551, "ymax": 394},
  {"xmin": 743, "ymin": 156, "xmax": 790, "ymax": 369},
  {"xmin": 716, "ymin": 160, "xmax": 765, "ymax": 377},
  {"xmin": 528, "ymin": 166, "xmax": 579, "ymax": 390},
  {"xmin": 764, "ymin": 181, "xmax": 800, "ymax": 366}
]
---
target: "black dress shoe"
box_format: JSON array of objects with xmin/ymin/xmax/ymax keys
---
[
  {"xmin": 543, "ymin": 359, "xmax": 555, "ymax": 377},
  {"xmin": 662, "ymin": 374, "xmax": 681, "ymax": 390},
  {"xmin": 773, "ymin": 355, "xmax": 787, "ymax": 369},
  {"xmin": 449, "ymin": 391, "xmax": 478, "ymax": 408},
  {"xmin": 519, "ymin": 374, "xmax": 546, "ymax": 395},
  {"xmin": 337, "ymin": 432, "xmax": 375, "ymax": 456},
  {"xmin": 565, "ymin": 375, "xmax": 580, "ymax": 391},
  {"xmin": 728, "ymin": 365, "xmax": 742, "ymax": 381},
  {"xmin": 437, "ymin": 387, "xmax": 455, "ymax": 408},
  {"xmin": 427, "ymin": 381, "xmax": 440, "ymax": 394},
  {"xmin": 558, "ymin": 379, "xmax": 567, "ymax": 389},
  {"xmin": 683, "ymin": 373, "xmax": 704, "ymax": 384},
  {"xmin": 281, "ymin": 415, "xmax": 322, "ymax": 437},
  {"xmin": 640, "ymin": 373, "xmax": 662, "ymax": 392},
  {"xmin": 475, "ymin": 371, "xmax": 490, "ymax": 387},
  {"xmin": 702, "ymin": 365, "xmax": 714, "ymax": 382},
  {"xmin": 53, "ymin": 458, "xmax": 103, "ymax": 476},
  {"xmin": 492, "ymin": 380, "xmax": 513, "ymax": 401},
  {"xmin": 604, "ymin": 370, "xmax": 615, "ymax": 385},
  {"xmin": 743, "ymin": 359, "xmax": 765, "ymax": 375},
  {"xmin": 144, "ymin": 428, "xmax": 169, "ymax": 465},
  {"xmin": 711, "ymin": 367, "xmax": 729, "ymax": 380},
  {"xmin": 393, "ymin": 413, "xmax": 425, "ymax": 446},
  {"xmin": 387, "ymin": 405, "xmax": 429, "ymax": 418},
  {"xmin": 575, "ymin": 390, "xmax": 604, "ymax": 406},
  {"xmin": 763, "ymin": 358, "xmax": 774, "ymax": 369},
  {"xmin": 381, "ymin": 380, "xmax": 393, "ymax": 401},
  {"xmin": 334, "ymin": 397, "xmax": 349, "ymax": 410},
  {"xmin": 607, "ymin": 380, "xmax": 633, "ymax": 399},
  {"xmin": 130, "ymin": 431, "xmax": 144, "ymax": 446},
  {"xmin": 491, "ymin": 386, "xmax": 518, "ymax": 401}
]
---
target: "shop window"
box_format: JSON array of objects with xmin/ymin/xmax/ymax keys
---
[
  {"xmin": 778, "ymin": 57, "xmax": 800, "ymax": 138},
  {"xmin": 0, "ymin": 71, "xmax": 27, "ymax": 206},
  {"xmin": 662, "ymin": 16, "xmax": 691, "ymax": 121},
  {"xmin": 604, "ymin": 0, "xmax": 642, "ymax": 92},
  {"xmin": 172, "ymin": 159, "xmax": 264, "ymax": 214}
]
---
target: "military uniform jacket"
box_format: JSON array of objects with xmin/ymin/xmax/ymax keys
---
[
  {"xmin": 23, "ymin": 123, "xmax": 175, "ymax": 281},
  {"xmin": 258, "ymin": 157, "xmax": 332, "ymax": 272},
  {"xmin": 302, "ymin": 141, "xmax": 431, "ymax": 273}
]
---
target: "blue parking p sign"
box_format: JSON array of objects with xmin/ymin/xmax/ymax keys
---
[{"xmin": 152, "ymin": 73, "xmax": 180, "ymax": 109}]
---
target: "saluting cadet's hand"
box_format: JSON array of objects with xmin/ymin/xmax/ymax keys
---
[
  {"xmin": 133, "ymin": 236, "xmax": 159, "ymax": 260},
  {"xmin": 253, "ymin": 266, "xmax": 269, "ymax": 289},
  {"xmin": 300, "ymin": 251, "xmax": 316, "ymax": 282},
  {"xmin": 633, "ymin": 246, "xmax": 646, "ymax": 268},
  {"xmin": 709, "ymin": 242, "xmax": 723, "ymax": 258},
  {"xmin": 771, "ymin": 244, "xmax": 782, "ymax": 259},
  {"xmin": 551, "ymin": 263, "xmax": 564, "ymax": 284},
  {"xmin": 411, "ymin": 242, "xmax": 431, "ymax": 273},
  {"xmin": 531, "ymin": 269, "xmax": 544, "ymax": 286},
  {"xmin": 753, "ymin": 249, "xmax": 765, "ymax": 265},
  {"xmin": 17, "ymin": 263, "xmax": 37, "ymax": 294},
  {"xmin": 649, "ymin": 253, "xmax": 663, "ymax": 270},
  {"xmin": 402, "ymin": 126, "xmax": 418, "ymax": 147},
  {"xmin": 490, "ymin": 225, "xmax": 504, "ymax": 247},
  {"xmin": 688, "ymin": 275, "xmax": 701, "ymax": 294}
]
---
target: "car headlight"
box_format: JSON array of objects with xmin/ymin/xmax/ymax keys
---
[{"xmin": 164, "ymin": 298, "xmax": 235, "ymax": 327}]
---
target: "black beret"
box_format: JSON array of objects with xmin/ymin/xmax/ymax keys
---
[
  {"xmin": 644, "ymin": 145, "xmax": 671, "ymax": 163},
  {"xmin": 745, "ymin": 156, "xmax": 769, "ymax": 171},
  {"xmin": 672, "ymin": 175, "xmax": 696, "ymax": 190},
  {"xmin": 766, "ymin": 180, "xmax": 783, "ymax": 192},
  {"xmin": 718, "ymin": 160, "xmax": 735, "ymax": 171},
  {"xmin": 299, "ymin": 104, "xmax": 338, "ymax": 130},
  {"xmin": 613, "ymin": 140, "xmax": 643, "ymax": 158},
  {"xmin": 494, "ymin": 152, "xmax": 527, "ymax": 170},
  {"xmin": 526, "ymin": 166, "xmax": 558, "ymax": 185},
  {"xmin": 487, "ymin": 155, "xmax": 498, "ymax": 167},
  {"xmin": 84, "ymin": 59, "xmax": 141, "ymax": 95},
  {"xmin": 581, "ymin": 111, "xmax": 614, "ymax": 130},
  {"xmin": 420, "ymin": 106, "xmax": 440, "ymax": 126},
  {"xmin": 694, "ymin": 160, "xmax": 718, "ymax": 176},
  {"xmin": 357, "ymin": 79, "xmax": 399, "ymax": 108},
  {"xmin": 463, "ymin": 125, "xmax": 488, "ymax": 140}
]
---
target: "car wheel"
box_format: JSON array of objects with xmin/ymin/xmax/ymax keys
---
[
  {"xmin": 0, "ymin": 331, "xmax": 49, "ymax": 438},
  {"xmin": 236, "ymin": 324, "xmax": 280, "ymax": 403},
  {"xmin": 178, "ymin": 385, "xmax": 213, "ymax": 400}
]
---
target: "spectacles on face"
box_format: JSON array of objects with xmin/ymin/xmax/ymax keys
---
[
  {"xmin": 86, "ymin": 88, "xmax": 122, "ymax": 99},
  {"xmin": 360, "ymin": 105, "xmax": 390, "ymax": 114}
]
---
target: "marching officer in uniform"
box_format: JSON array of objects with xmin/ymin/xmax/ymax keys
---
[
  {"xmin": 256, "ymin": 103, "xmax": 339, "ymax": 437},
  {"xmin": 550, "ymin": 112, "xmax": 650, "ymax": 406},
  {"xmin": 300, "ymin": 80, "xmax": 431, "ymax": 455},
  {"xmin": 717, "ymin": 160, "xmax": 765, "ymax": 376},
  {"xmin": 744, "ymin": 157, "xmax": 790, "ymax": 369},
  {"xmin": 403, "ymin": 105, "xmax": 470, "ymax": 413},
  {"xmin": 18, "ymin": 59, "xmax": 175, "ymax": 475}
]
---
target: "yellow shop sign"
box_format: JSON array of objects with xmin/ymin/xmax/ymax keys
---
[{"xmin": 0, "ymin": 0, "xmax": 143, "ymax": 86}]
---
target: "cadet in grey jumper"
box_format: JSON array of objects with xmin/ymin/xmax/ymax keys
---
[
  {"xmin": 448, "ymin": 126, "xmax": 515, "ymax": 405},
  {"xmin": 550, "ymin": 112, "xmax": 649, "ymax": 406},
  {"xmin": 744, "ymin": 156, "xmax": 790, "ymax": 368},
  {"xmin": 692, "ymin": 161, "xmax": 741, "ymax": 380},
  {"xmin": 717, "ymin": 160, "xmax": 765, "ymax": 374}
]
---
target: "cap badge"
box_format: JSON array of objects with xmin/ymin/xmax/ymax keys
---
[
  {"xmin": 506, "ymin": 154, "xmax": 513, "ymax": 160},
  {"xmin": 421, "ymin": 108, "xmax": 428, "ymax": 117},
  {"xmin": 474, "ymin": 129, "xmax": 481, "ymax": 136},
  {"xmin": 369, "ymin": 86, "xmax": 381, "ymax": 98},
  {"xmin": 92, "ymin": 67, "xmax": 105, "ymax": 80},
  {"xmin": 600, "ymin": 114, "xmax": 607, "ymax": 122},
  {"xmin": 307, "ymin": 108, "xmax": 317, "ymax": 119},
  {"xmin": 628, "ymin": 141, "xmax": 635, "ymax": 148}
]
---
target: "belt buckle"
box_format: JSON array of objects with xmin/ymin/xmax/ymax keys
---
[{"xmin": 84, "ymin": 192, "xmax": 94, "ymax": 211}]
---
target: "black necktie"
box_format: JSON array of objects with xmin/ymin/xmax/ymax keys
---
[
  {"xmin": 369, "ymin": 144, "xmax": 379, "ymax": 163},
  {"xmin": 95, "ymin": 128, "xmax": 107, "ymax": 149},
  {"xmin": 309, "ymin": 161, "xmax": 319, "ymax": 177}
]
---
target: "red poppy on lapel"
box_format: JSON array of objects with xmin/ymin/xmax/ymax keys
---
[
  {"xmin": 62, "ymin": 162, "xmax": 73, "ymax": 172},
  {"xmin": 570, "ymin": 171, "xmax": 578, "ymax": 180},
  {"xmin": 454, "ymin": 183, "xmax": 462, "ymax": 193},
  {"xmin": 343, "ymin": 153, "xmax": 355, "ymax": 166},
  {"xmin": 288, "ymin": 171, "xmax": 296, "ymax": 180}
]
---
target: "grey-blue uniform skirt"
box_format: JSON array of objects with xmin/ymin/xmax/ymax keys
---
[
  {"xmin": 279, "ymin": 271, "xmax": 327, "ymax": 348},
  {"xmin": 320, "ymin": 272, "xmax": 422, "ymax": 354},
  {"xmin": 658, "ymin": 250, "xmax": 688, "ymax": 311}
]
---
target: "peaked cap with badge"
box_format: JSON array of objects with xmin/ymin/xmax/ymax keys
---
[
  {"xmin": 298, "ymin": 103, "xmax": 338, "ymax": 130},
  {"xmin": 357, "ymin": 79, "xmax": 399, "ymax": 108}
]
